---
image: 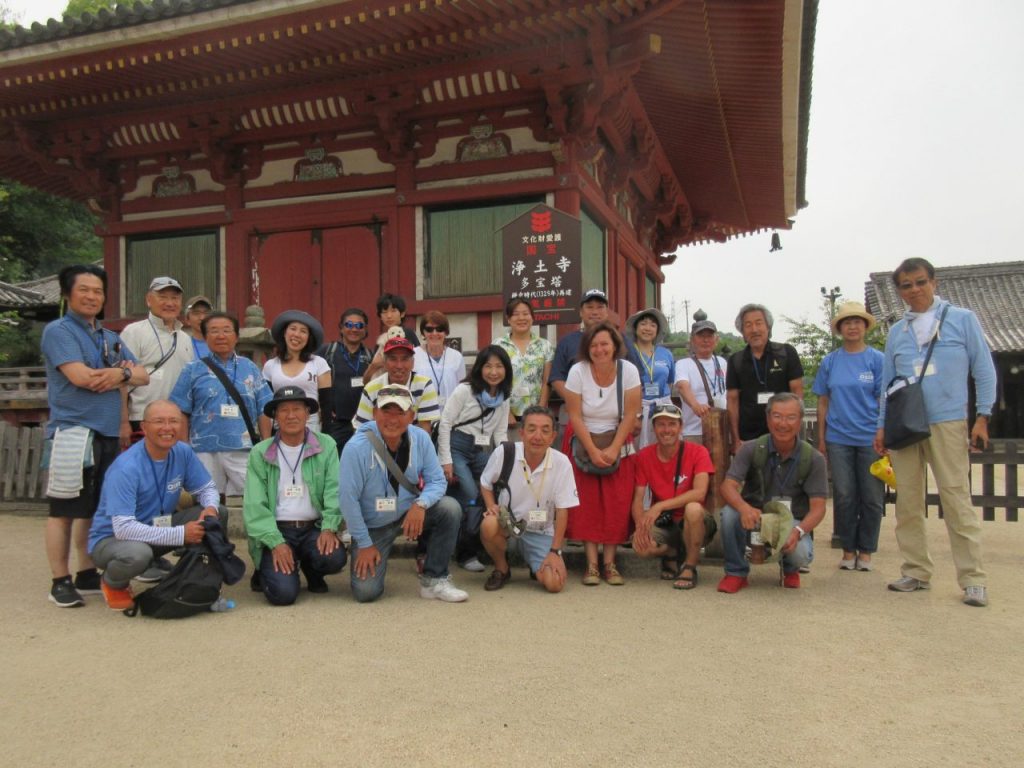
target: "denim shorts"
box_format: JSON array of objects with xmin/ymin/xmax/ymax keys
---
[{"xmin": 508, "ymin": 530, "xmax": 554, "ymax": 572}]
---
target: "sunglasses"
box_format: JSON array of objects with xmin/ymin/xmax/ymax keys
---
[
  {"xmin": 377, "ymin": 386, "xmax": 409, "ymax": 398},
  {"xmin": 651, "ymin": 404, "xmax": 682, "ymax": 418},
  {"xmin": 343, "ymin": 321, "xmax": 366, "ymax": 329},
  {"xmin": 422, "ymin": 325, "xmax": 446, "ymax": 333}
]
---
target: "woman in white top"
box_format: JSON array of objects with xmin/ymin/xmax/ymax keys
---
[
  {"xmin": 563, "ymin": 321, "xmax": 642, "ymax": 586},
  {"xmin": 437, "ymin": 345, "xmax": 512, "ymax": 570},
  {"xmin": 263, "ymin": 310, "xmax": 331, "ymax": 432},
  {"xmin": 412, "ymin": 310, "xmax": 465, "ymax": 409}
]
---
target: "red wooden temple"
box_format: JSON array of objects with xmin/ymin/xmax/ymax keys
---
[{"xmin": 0, "ymin": 0, "xmax": 816, "ymax": 347}]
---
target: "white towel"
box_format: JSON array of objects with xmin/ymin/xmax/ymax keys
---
[{"xmin": 45, "ymin": 426, "xmax": 92, "ymax": 499}]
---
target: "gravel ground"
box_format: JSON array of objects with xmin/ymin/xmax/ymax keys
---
[{"xmin": 1, "ymin": 509, "xmax": 1021, "ymax": 768}]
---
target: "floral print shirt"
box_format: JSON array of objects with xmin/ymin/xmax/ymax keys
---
[{"xmin": 496, "ymin": 333, "xmax": 555, "ymax": 417}]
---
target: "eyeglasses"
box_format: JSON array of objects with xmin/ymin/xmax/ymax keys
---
[
  {"xmin": 898, "ymin": 278, "xmax": 931, "ymax": 290},
  {"xmin": 422, "ymin": 325, "xmax": 446, "ymax": 334},
  {"xmin": 769, "ymin": 413, "xmax": 802, "ymax": 424},
  {"xmin": 205, "ymin": 327, "xmax": 235, "ymax": 337},
  {"xmin": 144, "ymin": 418, "xmax": 182, "ymax": 427},
  {"xmin": 343, "ymin": 321, "xmax": 366, "ymax": 329}
]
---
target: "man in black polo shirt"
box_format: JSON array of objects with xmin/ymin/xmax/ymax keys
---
[
  {"xmin": 318, "ymin": 307, "xmax": 373, "ymax": 455},
  {"xmin": 726, "ymin": 303, "xmax": 803, "ymax": 452}
]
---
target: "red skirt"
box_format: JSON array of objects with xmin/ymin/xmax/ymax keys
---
[{"xmin": 562, "ymin": 425, "xmax": 636, "ymax": 545}]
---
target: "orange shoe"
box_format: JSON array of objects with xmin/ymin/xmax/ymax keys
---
[
  {"xmin": 782, "ymin": 571, "xmax": 801, "ymax": 589},
  {"xmin": 101, "ymin": 580, "xmax": 134, "ymax": 610},
  {"xmin": 717, "ymin": 575, "xmax": 749, "ymax": 593}
]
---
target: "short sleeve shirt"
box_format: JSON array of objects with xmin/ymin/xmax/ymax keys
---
[
  {"xmin": 726, "ymin": 437, "xmax": 827, "ymax": 520},
  {"xmin": 635, "ymin": 441, "xmax": 716, "ymax": 517},
  {"xmin": 496, "ymin": 334, "xmax": 555, "ymax": 417},
  {"xmin": 726, "ymin": 343, "xmax": 804, "ymax": 440},
  {"xmin": 565, "ymin": 360, "xmax": 642, "ymax": 433},
  {"xmin": 631, "ymin": 345, "xmax": 676, "ymax": 399},
  {"xmin": 353, "ymin": 372, "xmax": 440, "ymax": 426},
  {"xmin": 812, "ymin": 347, "xmax": 884, "ymax": 446},
  {"xmin": 674, "ymin": 355, "xmax": 728, "ymax": 436},
  {"xmin": 480, "ymin": 443, "xmax": 578, "ymax": 536}
]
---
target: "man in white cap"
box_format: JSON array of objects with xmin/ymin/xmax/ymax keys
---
[
  {"xmin": 675, "ymin": 318, "xmax": 728, "ymax": 443},
  {"xmin": 120, "ymin": 276, "xmax": 195, "ymax": 433},
  {"xmin": 340, "ymin": 383, "xmax": 467, "ymax": 603}
]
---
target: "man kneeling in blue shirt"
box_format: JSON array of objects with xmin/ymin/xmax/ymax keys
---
[
  {"xmin": 341, "ymin": 384, "xmax": 467, "ymax": 603},
  {"xmin": 88, "ymin": 400, "xmax": 225, "ymax": 610}
]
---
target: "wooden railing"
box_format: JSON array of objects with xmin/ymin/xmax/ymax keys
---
[
  {"xmin": 0, "ymin": 422, "xmax": 46, "ymax": 500},
  {"xmin": 0, "ymin": 367, "xmax": 47, "ymax": 400}
]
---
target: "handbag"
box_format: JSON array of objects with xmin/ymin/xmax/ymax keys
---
[
  {"xmin": 572, "ymin": 360, "xmax": 626, "ymax": 475},
  {"xmin": 883, "ymin": 306, "xmax": 947, "ymax": 450}
]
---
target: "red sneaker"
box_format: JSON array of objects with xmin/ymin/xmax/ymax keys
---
[
  {"xmin": 717, "ymin": 575, "xmax": 749, "ymax": 593},
  {"xmin": 101, "ymin": 581, "xmax": 134, "ymax": 610},
  {"xmin": 782, "ymin": 571, "xmax": 801, "ymax": 589}
]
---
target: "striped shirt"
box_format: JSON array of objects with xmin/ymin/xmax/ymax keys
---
[{"xmin": 352, "ymin": 372, "xmax": 440, "ymax": 427}]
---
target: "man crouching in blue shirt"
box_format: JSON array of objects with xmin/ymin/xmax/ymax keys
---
[
  {"xmin": 341, "ymin": 384, "xmax": 467, "ymax": 603},
  {"xmin": 88, "ymin": 400, "xmax": 225, "ymax": 610}
]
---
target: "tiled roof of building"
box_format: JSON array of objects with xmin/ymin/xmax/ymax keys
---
[
  {"xmin": 0, "ymin": 0, "xmax": 253, "ymax": 50},
  {"xmin": 0, "ymin": 280, "xmax": 46, "ymax": 308},
  {"xmin": 865, "ymin": 261, "xmax": 1024, "ymax": 353}
]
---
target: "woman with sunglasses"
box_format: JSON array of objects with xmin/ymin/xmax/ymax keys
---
[
  {"xmin": 263, "ymin": 310, "xmax": 331, "ymax": 432},
  {"xmin": 496, "ymin": 298, "xmax": 554, "ymax": 429},
  {"xmin": 413, "ymin": 310, "xmax": 465, "ymax": 410},
  {"xmin": 437, "ymin": 345, "xmax": 513, "ymax": 571}
]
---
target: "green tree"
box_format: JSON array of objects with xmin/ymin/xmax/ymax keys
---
[{"xmin": 63, "ymin": 0, "xmax": 118, "ymax": 18}]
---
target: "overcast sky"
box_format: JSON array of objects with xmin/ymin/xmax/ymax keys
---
[{"xmin": 7, "ymin": 1, "xmax": 1024, "ymax": 341}]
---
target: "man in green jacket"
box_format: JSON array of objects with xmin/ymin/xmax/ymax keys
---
[{"xmin": 244, "ymin": 386, "xmax": 346, "ymax": 605}]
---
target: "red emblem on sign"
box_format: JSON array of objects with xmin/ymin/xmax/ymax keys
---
[{"xmin": 531, "ymin": 211, "xmax": 552, "ymax": 233}]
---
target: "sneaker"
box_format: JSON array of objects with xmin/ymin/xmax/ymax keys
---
[
  {"xmin": 887, "ymin": 575, "xmax": 930, "ymax": 592},
  {"xmin": 73, "ymin": 569, "xmax": 102, "ymax": 594},
  {"xmin": 420, "ymin": 576, "xmax": 468, "ymax": 603},
  {"xmin": 136, "ymin": 563, "xmax": 167, "ymax": 583},
  {"xmin": 963, "ymin": 585, "xmax": 988, "ymax": 607},
  {"xmin": 839, "ymin": 557, "xmax": 857, "ymax": 571},
  {"xmin": 101, "ymin": 581, "xmax": 135, "ymax": 611},
  {"xmin": 459, "ymin": 557, "xmax": 486, "ymax": 573},
  {"xmin": 855, "ymin": 556, "xmax": 873, "ymax": 572},
  {"xmin": 603, "ymin": 563, "xmax": 624, "ymax": 586},
  {"xmin": 782, "ymin": 571, "xmax": 801, "ymax": 589},
  {"xmin": 49, "ymin": 579, "xmax": 85, "ymax": 608},
  {"xmin": 582, "ymin": 565, "xmax": 601, "ymax": 586},
  {"xmin": 798, "ymin": 565, "xmax": 811, "ymax": 574},
  {"xmin": 484, "ymin": 569, "xmax": 511, "ymax": 591},
  {"xmin": 717, "ymin": 575, "xmax": 749, "ymax": 594}
]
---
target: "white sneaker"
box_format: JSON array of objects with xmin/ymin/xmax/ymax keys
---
[
  {"xmin": 459, "ymin": 557, "xmax": 486, "ymax": 572},
  {"xmin": 420, "ymin": 576, "xmax": 468, "ymax": 603}
]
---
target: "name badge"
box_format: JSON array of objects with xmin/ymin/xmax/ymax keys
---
[
  {"xmin": 474, "ymin": 433, "xmax": 491, "ymax": 447},
  {"xmin": 153, "ymin": 515, "xmax": 172, "ymax": 528},
  {"xmin": 527, "ymin": 509, "xmax": 547, "ymax": 524},
  {"xmin": 375, "ymin": 497, "xmax": 397, "ymax": 513},
  {"xmin": 756, "ymin": 392, "xmax": 772, "ymax": 405},
  {"xmin": 644, "ymin": 383, "xmax": 660, "ymax": 398},
  {"xmin": 350, "ymin": 377, "xmax": 364, "ymax": 388},
  {"xmin": 221, "ymin": 404, "xmax": 240, "ymax": 418},
  {"xmin": 283, "ymin": 485, "xmax": 303, "ymax": 499}
]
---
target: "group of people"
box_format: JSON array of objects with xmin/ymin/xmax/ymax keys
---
[{"xmin": 40, "ymin": 255, "xmax": 996, "ymax": 611}]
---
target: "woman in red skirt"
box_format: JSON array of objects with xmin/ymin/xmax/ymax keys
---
[{"xmin": 562, "ymin": 322, "xmax": 642, "ymax": 585}]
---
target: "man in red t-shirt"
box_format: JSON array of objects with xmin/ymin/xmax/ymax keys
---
[{"xmin": 631, "ymin": 403, "xmax": 716, "ymax": 589}]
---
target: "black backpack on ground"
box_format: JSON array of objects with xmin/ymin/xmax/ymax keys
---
[{"xmin": 124, "ymin": 544, "xmax": 224, "ymax": 619}]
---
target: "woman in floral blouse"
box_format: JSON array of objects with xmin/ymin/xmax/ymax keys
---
[{"xmin": 496, "ymin": 298, "xmax": 554, "ymax": 425}]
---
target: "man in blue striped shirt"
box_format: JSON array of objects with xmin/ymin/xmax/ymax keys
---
[{"xmin": 88, "ymin": 400, "xmax": 224, "ymax": 610}]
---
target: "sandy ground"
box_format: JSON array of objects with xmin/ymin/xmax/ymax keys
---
[{"xmin": 1, "ymin": 508, "xmax": 1022, "ymax": 768}]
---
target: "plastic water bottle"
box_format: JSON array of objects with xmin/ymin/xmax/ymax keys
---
[{"xmin": 210, "ymin": 596, "xmax": 235, "ymax": 612}]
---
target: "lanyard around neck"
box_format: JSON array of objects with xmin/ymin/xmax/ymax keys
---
[
  {"xmin": 275, "ymin": 433, "xmax": 307, "ymax": 485},
  {"xmin": 520, "ymin": 449, "xmax": 551, "ymax": 508}
]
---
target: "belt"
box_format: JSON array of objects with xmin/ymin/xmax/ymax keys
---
[{"xmin": 277, "ymin": 520, "xmax": 317, "ymax": 528}]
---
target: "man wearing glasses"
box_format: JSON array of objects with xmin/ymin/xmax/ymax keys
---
[
  {"xmin": 341, "ymin": 384, "xmax": 467, "ymax": 603},
  {"xmin": 874, "ymin": 257, "xmax": 996, "ymax": 607},
  {"xmin": 41, "ymin": 264, "xmax": 149, "ymax": 607},
  {"xmin": 716, "ymin": 393, "xmax": 827, "ymax": 593},
  {"xmin": 86, "ymin": 401, "xmax": 224, "ymax": 610},
  {"xmin": 318, "ymin": 308, "xmax": 374, "ymax": 455}
]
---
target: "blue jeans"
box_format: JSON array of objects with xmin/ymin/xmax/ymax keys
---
[
  {"xmin": 449, "ymin": 430, "xmax": 490, "ymax": 562},
  {"xmin": 826, "ymin": 442, "xmax": 884, "ymax": 554},
  {"xmin": 350, "ymin": 496, "xmax": 461, "ymax": 603},
  {"xmin": 259, "ymin": 523, "xmax": 348, "ymax": 606},
  {"xmin": 720, "ymin": 504, "xmax": 814, "ymax": 577}
]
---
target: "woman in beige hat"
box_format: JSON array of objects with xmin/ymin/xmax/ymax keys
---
[{"xmin": 811, "ymin": 301, "xmax": 886, "ymax": 571}]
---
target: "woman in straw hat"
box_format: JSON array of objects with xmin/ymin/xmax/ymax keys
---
[{"xmin": 812, "ymin": 301, "xmax": 885, "ymax": 572}]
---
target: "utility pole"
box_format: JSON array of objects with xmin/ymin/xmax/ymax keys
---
[{"xmin": 820, "ymin": 286, "xmax": 841, "ymax": 350}]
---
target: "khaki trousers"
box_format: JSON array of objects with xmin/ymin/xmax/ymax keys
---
[{"xmin": 888, "ymin": 420, "xmax": 986, "ymax": 587}]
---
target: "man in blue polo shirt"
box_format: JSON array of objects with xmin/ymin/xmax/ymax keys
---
[
  {"xmin": 88, "ymin": 400, "xmax": 224, "ymax": 610},
  {"xmin": 41, "ymin": 264, "xmax": 149, "ymax": 608},
  {"xmin": 170, "ymin": 311, "xmax": 273, "ymax": 497}
]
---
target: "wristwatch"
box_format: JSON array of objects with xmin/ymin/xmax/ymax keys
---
[
  {"xmin": 549, "ymin": 548, "xmax": 563, "ymax": 556},
  {"xmin": 120, "ymin": 367, "xmax": 131, "ymax": 382},
  {"xmin": 794, "ymin": 525, "xmax": 806, "ymax": 539}
]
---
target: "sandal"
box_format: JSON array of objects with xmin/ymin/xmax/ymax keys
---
[
  {"xmin": 672, "ymin": 564, "xmax": 698, "ymax": 590},
  {"xmin": 660, "ymin": 557, "xmax": 680, "ymax": 580}
]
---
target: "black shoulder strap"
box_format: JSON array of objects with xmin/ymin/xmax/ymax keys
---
[
  {"xmin": 491, "ymin": 441, "xmax": 518, "ymax": 505},
  {"xmin": 201, "ymin": 357, "xmax": 260, "ymax": 446},
  {"xmin": 692, "ymin": 354, "xmax": 715, "ymax": 403},
  {"xmin": 324, "ymin": 342, "xmax": 338, "ymax": 380},
  {"xmin": 454, "ymin": 395, "xmax": 496, "ymax": 430},
  {"xmin": 366, "ymin": 431, "xmax": 420, "ymax": 495},
  {"xmin": 920, "ymin": 305, "xmax": 949, "ymax": 376}
]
